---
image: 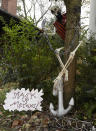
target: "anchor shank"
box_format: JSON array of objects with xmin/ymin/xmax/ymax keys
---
[{"xmin": 58, "ymin": 90, "xmax": 64, "ymax": 113}]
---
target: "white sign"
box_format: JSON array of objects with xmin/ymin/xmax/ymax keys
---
[{"xmin": 3, "ymin": 88, "xmax": 43, "ymax": 112}]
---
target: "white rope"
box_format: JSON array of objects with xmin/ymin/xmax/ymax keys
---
[
  {"xmin": 65, "ymin": 69, "xmax": 68, "ymax": 81},
  {"xmin": 53, "ymin": 41, "xmax": 82, "ymax": 92},
  {"xmin": 55, "ymin": 47, "xmax": 68, "ymax": 82}
]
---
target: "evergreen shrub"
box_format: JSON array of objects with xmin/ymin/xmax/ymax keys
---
[
  {"xmin": 76, "ymin": 38, "xmax": 96, "ymax": 118},
  {"xmin": 0, "ymin": 18, "xmax": 63, "ymax": 92}
]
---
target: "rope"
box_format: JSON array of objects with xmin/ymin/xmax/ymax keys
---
[
  {"xmin": 53, "ymin": 41, "xmax": 82, "ymax": 93},
  {"xmin": 55, "ymin": 41, "xmax": 82, "ymax": 81},
  {"xmin": 42, "ymin": 26, "xmax": 80, "ymax": 83}
]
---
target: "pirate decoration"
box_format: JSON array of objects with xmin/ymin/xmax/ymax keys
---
[
  {"xmin": 49, "ymin": 42, "xmax": 82, "ymax": 116},
  {"xmin": 33, "ymin": 6, "xmax": 81, "ymax": 117},
  {"xmin": 47, "ymin": 6, "xmax": 82, "ymax": 116},
  {"xmin": 51, "ymin": 6, "xmax": 66, "ymax": 40}
]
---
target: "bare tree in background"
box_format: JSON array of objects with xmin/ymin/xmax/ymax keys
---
[
  {"xmin": 89, "ymin": 0, "xmax": 96, "ymax": 39},
  {"xmin": 17, "ymin": 0, "xmax": 52, "ymax": 26},
  {"xmin": 0, "ymin": 0, "xmax": 2, "ymax": 7}
]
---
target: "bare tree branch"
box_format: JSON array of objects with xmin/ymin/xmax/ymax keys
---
[
  {"xmin": 36, "ymin": 2, "xmax": 52, "ymax": 25},
  {"xmin": 21, "ymin": 0, "xmax": 27, "ymax": 18}
]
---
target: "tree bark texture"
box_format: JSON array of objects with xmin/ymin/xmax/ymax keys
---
[{"xmin": 63, "ymin": 0, "xmax": 81, "ymax": 108}]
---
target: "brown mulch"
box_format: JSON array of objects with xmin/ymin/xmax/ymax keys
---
[{"xmin": 0, "ymin": 109, "xmax": 94, "ymax": 131}]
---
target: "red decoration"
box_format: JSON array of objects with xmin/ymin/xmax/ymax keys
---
[{"xmin": 53, "ymin": 14, "xmax": 66, "ymax": 40}]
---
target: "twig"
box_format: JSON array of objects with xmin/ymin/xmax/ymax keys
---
[{"xmin": 36, "ymin": 3, "xmax": 52, "ymax": 25}]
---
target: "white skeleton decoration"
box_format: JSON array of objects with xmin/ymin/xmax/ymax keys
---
[{"xmin": 49, "ymin": 41, "xmax": 82, "ymax": 117}]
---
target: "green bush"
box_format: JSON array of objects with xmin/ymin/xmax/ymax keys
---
[
  {"xmin": 76, "ymin": 38, "xmax": 96, "ymax": 118},
  {"xmin": 0, "ymin": 18, "xmax": 63, "ymax": 90}
]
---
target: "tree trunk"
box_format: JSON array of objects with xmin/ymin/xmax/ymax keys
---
[
  {"xmin": 63, "ymin": 0, "xmax": 81, "ymax": 108},
  {"xmin": 89, "ymin": 0, "xmax": 96, "ymax": 39}
]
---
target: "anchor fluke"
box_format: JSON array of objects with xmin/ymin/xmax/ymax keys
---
[
  {"xmin": 49, "ymin": 103, "xmax": 57, "ymax": 116},
  {"xmin": 49, "ymin": 97, "xmax": 74, "ymax": 117},
  {"xmin": 69, "ymin": 97, "xmax": 74, "ymax": 106}
]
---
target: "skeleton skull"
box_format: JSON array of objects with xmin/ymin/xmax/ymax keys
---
[{"xmin": 51, "ymin": 6, "xmax": 61, "ymax": 16}]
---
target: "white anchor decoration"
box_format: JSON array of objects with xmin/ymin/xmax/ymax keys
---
[{"xmin": 49, "ymin": 42, "xmax": 82, "ymax": 117}]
